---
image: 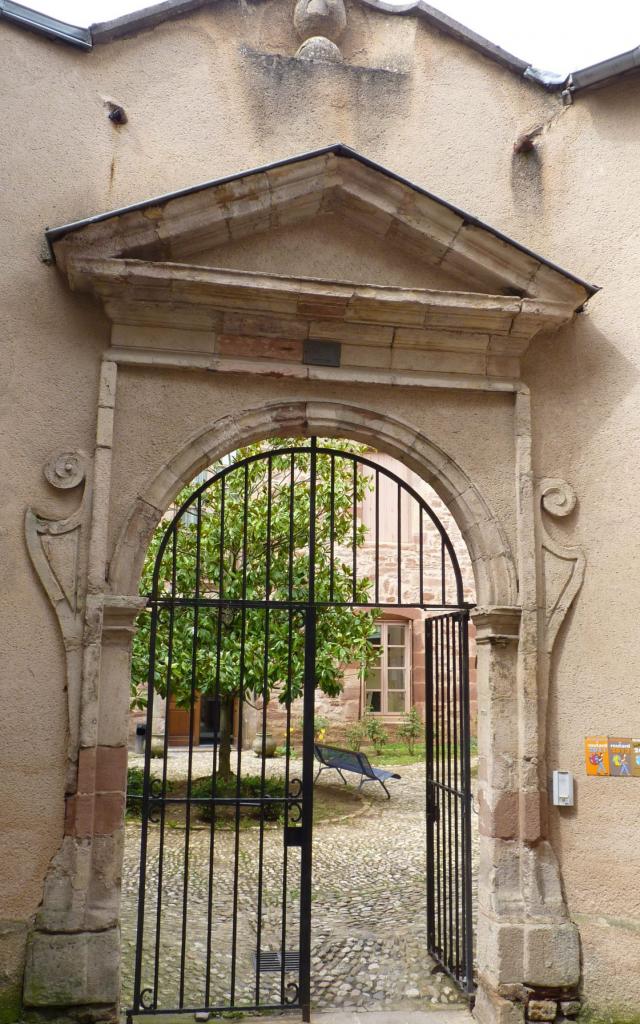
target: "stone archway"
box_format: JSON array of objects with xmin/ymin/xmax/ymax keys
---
[
  {"xmin": 109, "ymin": 400, "xmax": 517, "ymax": 607},
  {"xmin": 24, "ymin": 147, "xmax": 591, "ymax": 1024},
  {"xmin": 25, "ymin": 396, "xmax": 582, "ymax": 1024}
]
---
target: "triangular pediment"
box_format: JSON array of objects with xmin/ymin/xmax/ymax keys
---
[
  {"xmin": 47, "ymin": 146, "xmax": 596, "ymax": 386},
  {"xmin": 49, "ymin": 144, "xmax": 595, "ymax": 309},
  {"xmin": 189, "ymin": 211, "xmax": 481, "ymax": 294}
]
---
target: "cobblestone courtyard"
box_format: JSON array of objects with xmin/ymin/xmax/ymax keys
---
[{"xmin": 121, "ymin": 751, "xmax": 473, "ymax": 1015}]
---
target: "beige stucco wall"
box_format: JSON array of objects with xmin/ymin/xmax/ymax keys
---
[{"xmin": 1, "ymin": 0, "xmax": 639, "ymax": 1015}]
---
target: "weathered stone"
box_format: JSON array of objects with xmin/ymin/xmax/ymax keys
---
[
  {"xmin": 560, "ymin": 1001, "xmax": 580, "ymax": 1018},
  {"xmin": 527, "ymin": 999, "xmax": 558, "ymax": 1021},
  {"xmin": 23, "ymin": 929, "xmax": 119, "ymax": 1006},
  {"xmin": 524, "ymin": 922, "xmax": 580, "ymax": 989},
  {"xmin": 293, "ymin": 0, "xmax": 346, "ymax": 41},
  {"xmin": 295, "ymin": 36, "xmax": 343, "ymax": 62}
]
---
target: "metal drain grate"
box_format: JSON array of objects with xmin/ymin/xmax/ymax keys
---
[{"xmin": 254, "ymin": 950, "xmax": 300, "ymax": 972}]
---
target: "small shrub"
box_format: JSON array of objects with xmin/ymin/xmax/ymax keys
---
[
  {"xmin": 126, "ymin": 766, "xmax": 158, "ymax": 817},
  {"xmin": 362, "ymin": 709, "xmax": 389, "ymax": 755},
  {"xmin": 191, "ymin": 774, "xmax": 285, "ymax": 823},
  {"xmin": 345, "ymin": 720, "xmax": 366, "ymax": 752},
  {"xmin": 398, "ymin": 706, "xmax": 422, "ymax": 755}
]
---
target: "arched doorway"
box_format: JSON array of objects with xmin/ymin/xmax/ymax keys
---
[{"xmin": 126, "ymin": 436, "xmax": 475, "ymax": 1022}]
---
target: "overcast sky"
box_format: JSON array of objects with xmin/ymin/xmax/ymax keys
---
[{"xmin": 27, "ymin": 0, "xmax": 640, "ymax": 75}]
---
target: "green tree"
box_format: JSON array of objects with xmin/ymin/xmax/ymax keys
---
[{"xmin": 132, "ymin": 437, "xmax": 380, "ymax": 778}]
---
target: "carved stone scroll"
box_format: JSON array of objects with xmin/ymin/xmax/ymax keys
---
[
  {"xmin": 539, "ymin": 478, "xmax": 586, "ymax": 654},
  {"xmin": 25, "ymin": 451, "xmax": 91, "ymax": 764}
]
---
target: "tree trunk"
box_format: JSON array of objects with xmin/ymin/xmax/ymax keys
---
[{"xmin": 218, "ymin": 695, "xmax": 234, "ymax": 781}]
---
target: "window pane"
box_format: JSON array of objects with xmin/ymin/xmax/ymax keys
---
[
  {"xmin": 387, "ymin": 668, "xmax": 405, "ymax": 690},
  {"xmin": 367, "ymin": 691, "xmax": 381, "ymax": 713},
  {"xmin": 388, "ymin": 646, "xmax": 405, "ymax": 668},
  {"xmin": 365, "ymin": 667, "xmax": 381, "ymax": 689},
  {"xmin": 388, "ymin": 690, "xmax": 405, "ymax": 713},
  {"xmin": 387, "ymin": 625, "xmax": 405, "ymax": 646}
]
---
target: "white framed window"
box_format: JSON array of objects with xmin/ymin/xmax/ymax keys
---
[{"xmin": 363, "ymin": 621, "xmax": 411, "ymax": 716}]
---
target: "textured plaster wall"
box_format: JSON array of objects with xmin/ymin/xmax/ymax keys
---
[
  {"xmin": 0, "ymin": 0, "xmax": 636, "ymax": 1012},
  {"xmin": 519, "ymin": 77, "xmax": 640, "ymax": 1014}
]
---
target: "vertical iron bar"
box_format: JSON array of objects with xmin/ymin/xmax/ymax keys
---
[
  {"xmin": 132, "ymin": 599, "xmax": 159, "ymax": 1012},
  {"xmin": 280, "ymin": 608, "xmax": 294, "ymax": 1004},
  {"xmin": 373, "ymin": 468, "xmax": 379, "ymax": 606},
  {"xmin": 205, "ymin": 477, "xmax": 224, "ymax": 1006},
  {"xmin": 230, "ymin": 462, "xmax": 249, "ymax": 1005},
  {"xmin": 352, "ymin": 459, "xmax": 357, "ymax": 603},
  {"xmin": 419, "ymin": 506, "xmax": 424, "ymax": 606},
  {"xmin": 288, "ymin": 453, "xmax": 295, "ymax": 603},
  {"xmin": 299, "ymin": 437, "xmax": 317, "ymax": 1023},
  {"xmin": 460, "ymin": 610, "xmax": 474, "ymax": 993},
  {"xmin": 254, "ymin": 457, "xmax": 273, "ymax": 1004},
  {"xmin": 425, "ymin": 619, "xmax": 435, "ymax": 952},
  {"xmin": 329, "ymin": 454, "xmax": 335, "ymax": 603},
  {"xmin": 397, "ymin": 483, "xmax": 402, "ymax": 604},
  {"xmin": 178, "ymin": 499, "xmax": 202, "ymax": 1008},
  {"xmin": 452, "ymin": 613, "xmax": 461, "ymax": 979},
  {"xmin": 151, "ymin": 525, "xmax": 178, "ymax": 1008},
  {"xmin": 446, "ymin": 615, "xmax": 454, "ymax": 976},
  {"xmin": 434, "ymin": 615, "xmax": 441, "ymax": 961}
]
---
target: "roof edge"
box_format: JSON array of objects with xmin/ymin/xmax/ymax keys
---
[
  {"xmin": 3, "ymin": 0, "xmax": 639, "ymax": 98},
  {"xmin": 91, "ymin": 0, "xmax": 212, "ymax": 44},
  {"xmin": 569, "ymin": 44, "xmax": 640, "ymax": 93},
  {"xmin": 45, "ymin": 142, "xmax": 600, "ymax": 298},
  {"xmin": 361, "ymin": 0, "xmax": 531, "ymax": 78},
  {"xmin": 0, "ymin": 0, "xmax": 91, "ymax": 48}
]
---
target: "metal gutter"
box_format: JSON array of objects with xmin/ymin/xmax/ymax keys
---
[
  {"xmin": 0, "ymin": 0, "xmax": 91, "ymax": 48},
  {"xmin": 44, "ymin": 142, "xmax": 599, "ymax": 297},
  {"xmin": 91, "ymin": 0, "xmax": 213, "ymax": 44},
  {"xmin": 569, "ymin": 45, "xmax": 640, "ymax": 93}
]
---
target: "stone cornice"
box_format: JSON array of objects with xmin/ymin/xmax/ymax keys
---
[{"xmin": 68, "ymin": 256, "xmax": 576, "ymax": 384}]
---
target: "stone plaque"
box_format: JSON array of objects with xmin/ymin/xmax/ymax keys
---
[{"xmin": 584, "ymin": 736, "xmax": 609, "ymax": 776}]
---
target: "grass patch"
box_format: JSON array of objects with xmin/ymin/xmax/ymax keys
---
[{"xmin": 126, "ymin": 770, "xmax": 367, "ymax": 829}]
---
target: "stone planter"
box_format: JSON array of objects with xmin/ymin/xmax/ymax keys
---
[{"xmin": 252, "ymin": 733, "xmax": 278, "ymax": 758}]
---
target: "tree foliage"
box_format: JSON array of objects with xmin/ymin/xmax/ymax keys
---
[{"xmin": 131, "ymin": 438, "xmax": 380, "ymax": 713}]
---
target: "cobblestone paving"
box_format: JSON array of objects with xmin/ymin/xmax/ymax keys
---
[{"xmin": 122, "ymin": 750, "xmax": 474, "ymax": 1016}]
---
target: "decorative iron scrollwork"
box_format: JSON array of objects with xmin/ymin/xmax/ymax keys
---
[
  {"xmin": 284, "ymin": 981, "xmax": 299, "ymax": 1005},
  {"xmin": 288, "ymin": 776, "xmax": 303, "ymax": 822},
  {"xmin": 139, "ymin": 988, "xmax": 154, "ymax": 1010},
  {"xmin": 148, "ymin": 801, "xmax": 162, "ymax": 824},
  {"xmin": 149, "ymin": 777, "xmax": 163, "ymax": 799}
]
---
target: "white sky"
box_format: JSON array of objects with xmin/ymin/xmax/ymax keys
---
[{"xmin": 27, "ymin": 0, "xmax": 640, "ymax": 75}]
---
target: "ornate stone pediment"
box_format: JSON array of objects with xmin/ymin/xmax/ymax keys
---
[{"xmin": 48, "ymin": 145, "xmax": 595, "ymax": 385}]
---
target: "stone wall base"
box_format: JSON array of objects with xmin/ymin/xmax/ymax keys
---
[
  {"xmin": 23, "ymin": 928, "xmax": 119, "ymax": 1022},
  {"xmin": 474, "ymin": 977, "xmax": 581, "ymax": 1024}
]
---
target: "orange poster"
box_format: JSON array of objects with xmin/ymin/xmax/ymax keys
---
[
  {"xmin": 584, "ymin": 736, "xmax": 610, "ymax": 776},
  {"xmin": 632, "ymin": 739, "xmax": 640, "ymax": 778},
  {"xmin": 608, "ymin": 737, "xmax": 633, "ymax": 777}
]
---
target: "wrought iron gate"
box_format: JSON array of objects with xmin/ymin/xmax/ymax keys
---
[
  {"xmin": 425, "ymin": 610, "xmax": 475, "ymax": 995},
  {"xmin": 128, "ymin": 438, "xmax": 474, "ymax": 1021}
]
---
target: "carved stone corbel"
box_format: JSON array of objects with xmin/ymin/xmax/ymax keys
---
[
  {"xmin": 538, "ymin": 478, "xmax": 586, "ymax": 654},
  {"xmin": 25, "ymin": 451, "xmax": 91, "ymax": 771}
]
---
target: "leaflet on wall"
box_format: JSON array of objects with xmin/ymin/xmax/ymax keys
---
[
  {"xmin": 608, "ymin": 737, "xmax": 633, "ymax": 777},
  {"xmin": 584, "ymin": 736, "xmax": 610, "ymax": 776}
]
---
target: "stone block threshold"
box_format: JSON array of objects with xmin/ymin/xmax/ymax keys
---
[{"xmin": 129, "ymin": 1011, "xmax": 472, "ymax": 1024}]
